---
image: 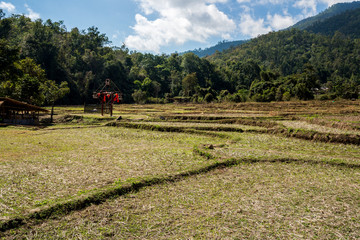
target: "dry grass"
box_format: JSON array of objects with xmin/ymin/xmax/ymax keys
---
[
  {"xmin": 136, "ymin": 121, "xmax": 267, "ymax": 131},
  {"xmin": 279, "ymin": 120, "xmax": 360, "ymax": 135},
  {"xmin": 3, "ymin": 161, "xmax": 359, "ymax": 239},
  {"xmin": 212, "ymin": 132, "xmax": 360, "ymax": 165},
  {"xmin": 0, "ymin": 126, "xmax": 224, "ymax": 218},
  {"xmin": 0, "ymin": 100, "xmax": 359, "ymax": 238},
  {"xmin": 114, "ymin": 100, "xmax": 359, "ymax": 120}
]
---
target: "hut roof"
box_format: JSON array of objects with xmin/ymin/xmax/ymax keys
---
[{"xmin": 0, "ymin": 97, "xmax": 48, "ymax": 112}]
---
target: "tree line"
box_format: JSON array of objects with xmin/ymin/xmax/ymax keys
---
[
  {"xmin": 1, "ymin": 11, "xmax": 359, "ymax": 106},
  {"xmin": 210, "ymin": 28, "xmax": 360, "ymax": 101}
]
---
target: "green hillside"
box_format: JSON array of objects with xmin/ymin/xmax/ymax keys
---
[
  {"xmin": 208, "ymin": 28, "xmax": 360, "ymax": 100},
  {"xmin": 305, "ymin": 7, "xmax": 360, "ymax": 38},
  {"xmin": 209, "ymin": 28, "xmax": 360, "ymax": 77},
  {"xmin": 292, "ymin": 1, "xmax": 360, "ymax": 30},
  {"xmin": 181, "ymin": 40, "xmax": 248, "ymax": 58}
]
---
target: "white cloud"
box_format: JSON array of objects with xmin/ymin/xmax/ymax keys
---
[
  {"xmin": 239, "ymin": 14, "xmax": 271, "ymax": 37},
  {"xmin": 125, "ymin": 0, "xmax": 236, "ymax": 52},
  {"xmin": 267, "ymin": 13, "xmax": 296, "ymax": 30},
  {"xmin": 0, "ymin": 1, "xmax": 15, "ymax": 13},
  {"xmin": 320, "ymin": 0, "xmax": 355, "ymax": 7},
  {"xmin": 292, "ymin": 0, "xmax": 355, "ymax": 18},
  {"xmin": 237, "ymin": 0, "xmax": 347, "ymax": 38},
  {"xmin": 127, "ymin": 0, "xmax": 358, "ymax": 52},
  {"xmin": 25, "ymin": 4, "xmax": 40, "ymax": 20},
  {"xmin": 238, "ymin": 0, "xmax": 352, "ymax": 20},
  {"xmin": 293, "ymin": 0, "xmax": 317, "ymax": 17},
  {"xmin": 239, "ymin": 6, "xmax": 300, "ymax": 38},
  {"xmin": 238, "ymin": 0, "xmax": 289, "ymax": 5}
]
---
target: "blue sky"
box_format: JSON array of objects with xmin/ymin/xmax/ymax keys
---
[{"xmin": 0, "ymin": 0, "xmax": 355, "ymax": 54}]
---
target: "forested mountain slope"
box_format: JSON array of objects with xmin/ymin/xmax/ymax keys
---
[
  {"xmin": 209, "ymin": 29, "xmax": 360, "ymax": 78},
  {"xmin": 291, "ymin": 1, "xmax": 360, "ymax": 30},
  {"xmin": 305, "ymin": 7, "xmax": 360, "ymax": 38},
  {"xmin": 181, "ymin": 40, "xmax": 248, "ymax": 58},
  {"xmin": 208, "ymin": 29, "xmax": 360, "ymax": 100}
]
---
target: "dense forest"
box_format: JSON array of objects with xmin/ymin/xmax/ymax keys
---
[
  {"xmin": 0, "ymin": 10, "xmax": 228, "ymax": 105},
  {"xmin": 292, "ymin": 1, "xmax": 360, "ymax": 30},
  {"xmin": 305, "ymin": 7, "xmax": 360, "ymax": 38},
  {"xmin": 0, "ymin": 8, "xmax": 359, "ymax": 106},
  {"xmin": 209, "ymin": 28, "xmax": 360, "ymax": 101}
]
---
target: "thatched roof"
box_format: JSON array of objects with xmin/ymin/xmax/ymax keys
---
[{"xmin": 0, "ymin": 97, "xmax": 48, "ymax": 112}]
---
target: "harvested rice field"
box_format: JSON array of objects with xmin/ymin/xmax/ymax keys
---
[{"xmin": 1, "ymin": 100, "xmax": 359, "ymax": 239}]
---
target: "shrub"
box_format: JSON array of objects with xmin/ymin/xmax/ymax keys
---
[
  {"xmin": 282, "ymin": 92, "xmax": 291, "ymax": 101},
  {"xmin": 132, "ymin": 90, "xmax": 147, "ymax": 104},
  {"xmin": 204, "ymin": 93, "xmax": 214, "ymax": 103}
]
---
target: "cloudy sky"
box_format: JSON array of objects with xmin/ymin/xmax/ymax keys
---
[{"xmin": 0, "ymin": 0, "xmax": 355, "ymax": 53}]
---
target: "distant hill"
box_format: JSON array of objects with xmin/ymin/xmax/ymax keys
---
[
  {"xmin": 186, "ymin": 1, "xmax": 360, "ymax": 58},
  {"xmin": 208, "ymin": 28, "xmax": 360, "ymax": 78},
  {"xmin": 305, "ymin": 7, "xmax": 360, "ymax": 38},
  {"xmin": 181, "ymin": 40, "xmax": 248, "ymax": 58},
  {"xmin": 291, "ymin": 1, "xmax": 360, "ymax": 30}
]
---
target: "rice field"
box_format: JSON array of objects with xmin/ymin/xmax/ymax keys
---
[{"xmin": 1, "ymin": 100, "xmax": 359, "ymax": 239}]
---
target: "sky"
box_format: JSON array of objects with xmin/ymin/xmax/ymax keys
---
[{"xmin": 0, "ymin": 0, "xmax": 356, "ymax": 54}]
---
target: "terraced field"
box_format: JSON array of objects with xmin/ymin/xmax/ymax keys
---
[{"xmin": 1, "ymin": 101, "xmax": 359, "ymax": 239}]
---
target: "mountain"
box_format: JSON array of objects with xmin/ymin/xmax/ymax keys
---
[
  {"xmin": 208, "ymin": 28, "xmax": 360, "ymax": 79},
  {"xmin": 304, "ymin": 7, "xmax": 360, "ymax": 38},
  {"xmin": 181, "ymin": 40, "xmax": 248, "ymax": 58},
  {"xmin": 206, "ymin": 28, "xmax": 360, "ymax": 100},
  {"xmin": 291, "ymin": 1, "xmax": 360, "ymax": 30},
  {"xmin": 190, "ymin": 1, "xmax": 360, "ymax": 58}
]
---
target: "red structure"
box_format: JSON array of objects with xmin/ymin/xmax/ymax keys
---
[{"xmin": 93, "ymin": 79, "xmax": 122, "ymax": 116}]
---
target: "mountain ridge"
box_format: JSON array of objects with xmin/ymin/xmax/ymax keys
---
[
  {"xmin": 304, "ymin": 7, "xmax": 360, "ymax": 38},
  {"xmin": 291, "ymin": 1, "xmax": 360, "ymax": 30},
  {"xmin": 183, "ymin": 1, "xmax": 360, "ymax": 58},
  {"xmin": 180, "ymin": 40, "xmax": 248, "ymax": 58}
]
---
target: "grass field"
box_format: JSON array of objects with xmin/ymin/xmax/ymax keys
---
[{"xmin": 1, "ymin": 100, "xmax": 359, "ymax": 239}]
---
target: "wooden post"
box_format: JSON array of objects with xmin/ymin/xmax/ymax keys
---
[
  {"xmin": 110, "ymin": 93, "xmax": 113, "ymax": 116},
  {"xmin": 101, "ymin": 101, "xmax": 104, "ymax": 116}
]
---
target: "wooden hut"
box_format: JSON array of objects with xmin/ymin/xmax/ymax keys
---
[{"xmin": 0, "ymin": 97, "xmax": 48, "ymax": 125}]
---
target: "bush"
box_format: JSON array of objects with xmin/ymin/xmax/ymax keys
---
[
  {"xmin": 251, "ymin": 93, "xmax": 264, "ymax": 102},
  {"xmin": 315, "ymin": 93, "xmax": 337, "ymax": 100},
  {"xmin": 147, "ymin": 97, "xmax": 165, "ymax": 104},
  {"xmin": 230, "ymin": 89, "xmax": 249, "ymax": 103},
  {"xmin": 132, "ymin": 90, "xmax": 147, "ymax": 104},
  {"xmin": 282, "ymin": 92, "xmax": 291, "ymax": 101},
  {"xmin": 204, "ymin": 93, "xmax": 214, "ymax": 103},
  {"xmin": 218, "ymin": 90, "xmax": 230, "ymax": 102}
]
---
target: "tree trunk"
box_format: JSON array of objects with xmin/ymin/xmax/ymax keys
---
[{"xmin": 50, "ymin": 103, "xmax": 55, "ymax": 123}]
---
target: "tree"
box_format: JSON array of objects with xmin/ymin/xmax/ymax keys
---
[
  {"xmin": 0, "ymin": 39, "xmax": 19, "ymax": 93},
  {"xmin": 294, "ymin": 82, "xmax": 313, "ymax": 100},
  {"xmin": 134, "ymin": 77, "xmax": 152, "ymax": 94},
  {"xmin": 41, "ymin": 80, "xmax": 70, "ymax": 122},
  {"xmin": 182, "ymin": 73, "xmax": 198, "ymax": 96},
  {"xmin": 21, "ymin": 20, "xmax": 60, "ymax": 80},
  {"xmin": 181, "ymin": 53, "xmax": 201, "ymax": 75},
  {"xmin": 12, "ymin": 58, "xmax": 47, "ymax": 105},
  {"xmin": 151, "ymin": 81, "xmax": 161, "ymax": 98}
]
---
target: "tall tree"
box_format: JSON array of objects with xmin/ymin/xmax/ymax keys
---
[{"xmin": 41, "ymin": 80, "xmax": 70, "ymax": 122}]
